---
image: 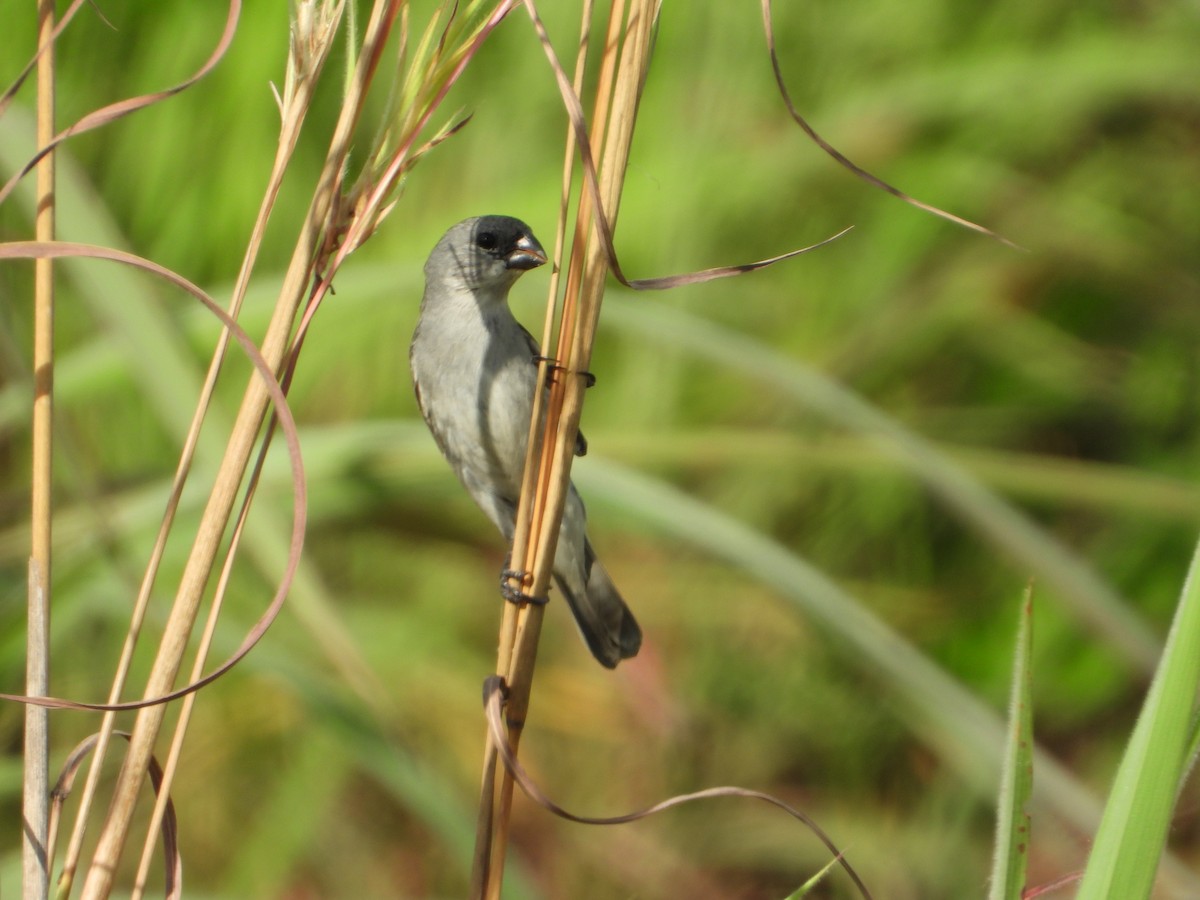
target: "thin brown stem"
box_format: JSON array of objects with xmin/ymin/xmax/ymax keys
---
[
  {"xmin": 473, "ymin": 3, "xmax": 657, "ymax": 897},
  {"xmin": 77, "ymin": 0, "xmax": 386, "ymax": 889},
  {"xmin": 54, "ymin": 18, "xmax": 338, "ymax": 897},
  {"xmin": 25, "ymin": 2, "xmax": 56, "ymax": 898},
  {"xmin": 472, "ymin": 1, "xmax": 604, "ymax": 890}
]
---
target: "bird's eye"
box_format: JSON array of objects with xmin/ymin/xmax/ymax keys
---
[{"xmin": 476, "ymin": 231, "xmax": 498, "ymax": 250}]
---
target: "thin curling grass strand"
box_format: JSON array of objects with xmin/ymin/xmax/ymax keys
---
[
  {"xmin": 482, "ymin": 676, "xmax": 874, "ymax": 899},
  {"xmin": 50, "ymin": 733, "xmax": 182, "ymax": 900},
  {"xmin": 0, "ymin": 1, "xmax": 242, "ymax": 208},
  {"xmin": 0, "ymin": 0, "xmax": 91, "ymax": 122},
  {"xmin": 0, "ymin": 241, "xmax": 307, "ymax": 715},
  {"xmin": 760, "ymin": 0, "xmax": 1019, "ymax": 249}
]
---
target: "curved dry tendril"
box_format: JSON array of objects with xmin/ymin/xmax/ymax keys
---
[
  {"xmin": 0, "ymin": 0, "xmax": 94, "ymax": 123},
  {"xmin": 482, "ymin": 676, "xmax": 875, "ymax": 899},
  {"xmin": 1022, "ymin": 872, "xmax": 1083, "ymax": 898},
  {"xmin": 521, "ymin": 0, "xmax": 854, "ymax": 292},
  {"xmin": 51, "ymin": 732, "xmax": 181, "ymax": 899},
  {"xmin": 0, "ymin": 0, "xmax": 242, "ymax": 209},
  {"xmin": 760, "ymin": 0, "xmax": 1018, "ymax": 250},
  {"xmin": 0, "ymin": 241, "xmax": 307, "ymax": 714}
]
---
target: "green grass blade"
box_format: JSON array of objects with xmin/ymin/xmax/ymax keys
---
[
  {"xmin": 572, "ymin": 459, "xmax": 1071, "ymax": 811},
  {"xmin": 987, "ymin": 585, "xmax": 1034, "ymax": 900},
  {"xmin": 572, "ymin": 456, "xmax": 1200, "ymax": 895},
  {"xmin": 602, "ymin": 294, "xmax": 1161, "ymax": 674},
  {"xmin": 781, "ymin": 851, "xmax": 841, "ymax": 899},
  {"xmin": 1076, "ymin": 537, "xmax": 1200, "ymax": 899}
]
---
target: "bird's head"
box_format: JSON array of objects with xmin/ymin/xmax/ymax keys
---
[{"xmin": 427, "ymin": 215, "xmax": 547, "ymax": 296}]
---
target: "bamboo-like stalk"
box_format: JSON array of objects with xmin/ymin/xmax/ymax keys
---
[
  {"xmin": 77, "ymin": 236, "xmax": 301, "ymax": 900},
  {"xmin": 25, "ymin": 2, "xmax": 56, "ymax": 898},
  {"xmin": 126, "ymin": 9, "xmax": 350, "ymax": 897},
  {"xmin": 76, "ymin": 2, "xmax": 391, "ymax": 892},
  {"xmin": 481, "ymin": 3, "xmax": 625, "ymax": 892},
  {"xmin": 472, "ymin": 2, "xmax": 658, "ymax": 896},
  {"xmin": 129, "ymin": 500, "xmax": 250, "ymax": 900},
  {"xmin": 44, "ymin": 2, "xmax": 505, "ymax": 893},
  {"xmin": 53, "ymin": 14, "xmax": 343, "ymax": 898},
  {"xmin": 469, "ymin": 4, "xmax": 600, "ymax": 893}
]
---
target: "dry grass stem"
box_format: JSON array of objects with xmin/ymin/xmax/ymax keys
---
[
  {"xmin": 25, "ymin": 2, "xmax": 57, "ymax": 898},
  {"xmin": 54, "ymin": 9, "xmax": 344, "ymax": 897},
  {"xmin": 472, "ymin": 3, "xmax": 659, "ymax": 897},
  {"xmin": 0, "ymin": 2, "xmax": 241, "ymax": 210},
  {"xmin": 471, "ymin": 2, "xmax": 603, "ymax": 888},
  {"xmin": 76, "ymin": 2, "xmax": 373, "ymax": 893},
  {"xmin": 25, "ymin": 559, "xmax": 50, "ymax": 900},
  {"xmin": 60, "ymin": 1, "xmax": 503, "ymax": 893},
  {"xmin": 126, "ymin": 6, "xmax": 350, "ymax": 894}
]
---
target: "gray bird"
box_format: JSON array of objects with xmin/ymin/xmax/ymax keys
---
[{"xmin": 410, "ymin": 215, "xmax": 642, "ymax": 668}]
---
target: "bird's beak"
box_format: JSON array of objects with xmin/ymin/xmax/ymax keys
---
[{"xmin": 505, "ymin": 233, "xmax": 547, "ymax": 271}]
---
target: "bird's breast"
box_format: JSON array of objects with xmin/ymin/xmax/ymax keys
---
[{"xmin": 412, "ymin": 303, "xmax": 537, "ymax": 498}]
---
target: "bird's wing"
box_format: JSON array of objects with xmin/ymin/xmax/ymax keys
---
[
  {"xmin": 411, "ymin": 373, "xmax": 452, "ymax": 461},
  {"xmin": 518, "ymin": 322, "xmax": 588, "ymax": 458},
  {"xmin": 409, "ymin": 325, "xmax": 462, "ymax": 465}
]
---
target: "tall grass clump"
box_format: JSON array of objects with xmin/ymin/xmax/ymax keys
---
[
  {"xmin": 3, "ymin": 1, "xmax": 531, "ymax": 896},
  {"xmin": 0, "ymin": 0, "xmax": 1197, "ymax": 897}
]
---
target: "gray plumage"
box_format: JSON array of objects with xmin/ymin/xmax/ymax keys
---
[{"xmin": 410, "ymin": 215, "xmax": 641, "ymax": 668}]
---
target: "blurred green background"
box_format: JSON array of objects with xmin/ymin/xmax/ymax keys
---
[{"xmin": 1, "ymin": 1, "xmax": 1199, "ymax": 897}]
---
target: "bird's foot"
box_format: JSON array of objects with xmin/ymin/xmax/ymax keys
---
[
  {"xmin": 500, "ymin": 562, "xmax": 549, "ymax": 607},
  {"xmin": 532, "ymin": 355, "xmax": 596, "ymax": 388}
]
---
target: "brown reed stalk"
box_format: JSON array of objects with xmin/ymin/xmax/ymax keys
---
[
  {"xmin": 481, "ymin": 0, "xmax": 626, "ymax": 888},
  {"xmin": 73, "ymin": 1, "xmax": 387, "ymax": 893},
  {"xmin": 124, "ymin": 7, "xmax": 351, "ymax": 895},
  {"xmin": 59, "ymin": 2, "xmax": 510, "ymax": 894},
  {"xmin": 471, "ymin": 2, "xmax": 659, "ymax": 896},
  {"xmin": 468, "ymin": 3, "xmax": 603, "ymax": 891},
  {"xmin": 52, "ymin": 12, "xmax": 345, "ymax": 898},
  {"xmin": 25, "ymin": 2, "xmax": 56, "ymax": 898},
  {"xmin": 74, "ymin": 210, "xmax": 311, "ymax": 900}
]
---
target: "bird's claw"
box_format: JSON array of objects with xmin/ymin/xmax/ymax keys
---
[
  {"xmin": 500, "ymin": 566, "xmax": 549, "ymax": 607},
  {"xmin": 532, "ymin": 355, "xmax": 596, "ymax": 388}
]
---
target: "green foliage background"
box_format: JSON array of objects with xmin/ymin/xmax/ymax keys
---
[{"xmin": 1, "ymin": 1, "xmax": 1198, "ymax": 897}]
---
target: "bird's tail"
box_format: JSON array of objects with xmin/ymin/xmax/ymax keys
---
[{"xmin": 554, "ymin": 547, "xmax": 641, "ymax": 669}]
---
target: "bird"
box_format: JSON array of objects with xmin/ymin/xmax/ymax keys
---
[{"xmin": 409, "ymin": 215, "xmax": 642, "ymax": 668}]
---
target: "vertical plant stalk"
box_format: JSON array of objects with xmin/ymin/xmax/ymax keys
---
[
  {"xmin": 471, "ymin": 2, "xmax": 657, "ymax": 896},
  {"xmin": 127, "ymin": 9, "xmax": 352, "ymax": 896},
  {"xmin": 483, "ymin": 1, "xmax": 624, "ymax": 890},
  {"xmin": 25, "ymin": 1, "xmax": 56, "ymax": 898},
  {"xmin": 78, "ymin": 1, "xmax": 399, "ymax": 893},
  {"xmin": 469, "ymin": 3, "xmax": 601, "ymax": 892},
  {"xmin": 78, "ymin": 255, "xmax": 289, "ymax": 900},
  {"xmin": 987, "ymin": 585, "xmax": 1034, "ymax": 900},
  {"xmin": 129, "ymin": 504, "xmax": 248, "ymax": 900},
  {"xmin": 54, "ymin": 10, "xmax": 343, "ymax": 898}
]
